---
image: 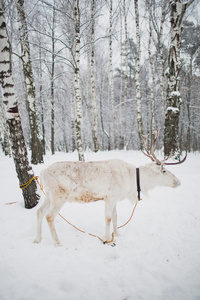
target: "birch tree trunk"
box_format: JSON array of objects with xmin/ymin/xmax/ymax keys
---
[
  {"xmin": 91, "ymin": 0, "xmax": 99, "ymax": 152},
  {"xmin": 16, "ymin": 0, "xmax": 43, "ymax": 164},
  {"xmin": 123, "ymin": 0, "xmax": 128, "ymax": 103},
  {"xmin": 38, "ymin": 39, "xmax": 45, "ymax": 155},
  {"xmin": 185, "ymin": 58, "xmax": 192, "ymax": 152},
  {"xmin": 134, "ymin": 0, "xmax": 143, "ymax": 149},
  {"xmin": 99, "ymin": 72, "xmax": 109, "ymax": 150},
  {"xmin": 119, "ymin": 4, "xmax": 123, "ymax": 149},
  {"xmin": 119, "ymin": 0, "xmax": 128, "ymax": 150},
  {"xmin": 109, "ymin": 0, "xmax": 117, "ymax": 149},
  {"xmin": 74, "ymin": 0, "xmax": 85, "ymax": 161},
  {"xmin": 0, "ymin": 3, "xmax": 39, "ymax": 208},
  {"xmin": 151, "ymin": 0, "xmax": 169, "ymax": 120},
  {"xmin": 50, "ymin": 2, "xmax": 56, "ymax": 155},
  {"xmin": 146, "ymin": 0, "xmax": 155, "ymax": 144},
  {"xmin": 0, "ymin": 100, "xmax": 11, "ymax": 156},
  {"xmin": 164, "ymin": 0, "xmax": 194, "ymax": 158},
  {"xmin": 66, "ymin": 4, "xmax": 76, "ymax": 152},
  {"xmin": 157, "ymin": 0, "xmax": 168, "ymax": 119}
]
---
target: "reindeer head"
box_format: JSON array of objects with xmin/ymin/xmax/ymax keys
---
[{"xmin": 142, "ymin": 128, "xmax": 186, "ymax": 188}]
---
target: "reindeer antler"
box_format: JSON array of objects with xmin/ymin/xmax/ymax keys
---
[
  {"xmin": 150, "ymin": 128, "xmax": 163, "ymax": 164},
  {"xmin": 141, "ymin": 135, "xmax": 154, "ymax": 161},
  {"xmin": 142, "ymin": 128, "xmax": 163, "ymax": 165},
  {"xmin": 164, "ymin": 153, "xmax": 187, "ymax": 165},
  {"xmin": 142, "ymin": 128, "xmax": 186, "ymax": 166}
]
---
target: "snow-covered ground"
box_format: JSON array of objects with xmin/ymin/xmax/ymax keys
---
[{"xmin": 0, "ymin": 150, "xmax": 200, "ymax": 300}]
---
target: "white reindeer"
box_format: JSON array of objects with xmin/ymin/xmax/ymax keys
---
[{"xmin": 34, "ymin": 129, "xmax": 186, "ymax": 246}]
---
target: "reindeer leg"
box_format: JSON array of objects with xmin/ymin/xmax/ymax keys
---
[
  {"xmin": 46, "ymin": 203, "xmax": 63, "ymax": 246},
  {"xmin": 34, "ymin": 194, "xmax": 50, "ymax": 244},
  {"xmin": 104, "ymin": 201, "xmax": 113, "ymax": 242},
  {"xmin": 104, "ymin": 200, "xmax": 117, "ymax": 242},
  {"xmin": 112, "ymin": 205, "xmax": 120, "ymax": 237}
]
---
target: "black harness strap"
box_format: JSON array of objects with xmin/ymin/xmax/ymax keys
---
[{"xmin": 136, "ymin": 167, "xmax": 142, "ymax": 201}]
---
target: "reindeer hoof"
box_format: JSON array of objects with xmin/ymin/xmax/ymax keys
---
[
  {"xmin": 103, "ymin": 233, "xmax": 114, "ymax": 244},
  {"xmin": 54, "ymin": 241, "xmax": 62, "ymax": 247},
  {"xmin": 33, "ymin": 238, "xmax": 41, "ymax": 244}
]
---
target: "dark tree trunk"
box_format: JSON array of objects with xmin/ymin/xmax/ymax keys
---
[
  {"xmin": 0, "ymin": 2, "xmax": 39, "ymax": 208},
  {"xmin": 17, "ymin": 0, "xmax": 43, "ymax": 164},
  {"xmin": 164, "ymin": 0, "xmax": 195, "ymax": 158},
  {"xmin": 7, "ymin": 117, "xmax": 40, "ymax": 208}
]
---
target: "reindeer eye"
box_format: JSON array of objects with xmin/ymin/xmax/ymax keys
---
[{"xmin": 162, "ymin": 169, "xmax": 166, "ymax": 174}]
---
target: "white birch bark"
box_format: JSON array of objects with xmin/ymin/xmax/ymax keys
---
[
  {"xmin": 109, "ymin": 0, "xmax": 117, "ymax": 149},
  {"xmin": 50, "ymin": 2, "xmax": 56, "ymax": 155},
  {"xmin": 0, "ymin": 2, "xmax": 39, "ymax": 208},
  {"xmin": 91, "ymin": 0, "xmax": 99, "ymax": 152},
  {"xmin": 16, "ymin": 0, "xmax": 43, "ymax": 164},
  {"xmin": 123, "ymin": 0, "xmax": 128, "ymax": 102},
  {"xmin": 99, "ymin": 72, "xmax": 109, "ymax": 148},
  {"xmin": 158, "ymin": 0, "xmax": 168, "ymax": 119},
  {"xmin": 134, "ymin": 0, "xmax": 143, "ymax": 149},
  {"xmin": 74, "ymin": 0, "xmax": 85, "ymax": 161},
  {"xmin": 119, "ymin": 4, "xmax": 123, "ymax": 149},
  {"xmin": 66, "ymin": 3, "xmax": 76, "ymax": 152},
  {"xmin": 0, "ymin": 100, "xmax": 11, "ymax": 156},
  {"xmin": 146, "ymin": 0, "xmax": 155, "ymax": 143},
  {"xmin": 38, "ymin": 38, "xmax": 45, "ymax": 155},
  {"xmin": 119, "ymin": 0, "xmax": 128, "ymax": 150},
  {"xmin": 152, "ymin": 0, "xmax": 168, "ymax": 119}
]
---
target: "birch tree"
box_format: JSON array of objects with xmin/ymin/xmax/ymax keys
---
[
  {"xmin": 50, "ymin": 2, "xmax": 56, "ymax": 155},
  {"xmin": 0, "ymin": 99, "xmax": 10, "ymax": 155},
  {"xmin": 119, "ymin": 4, "xmax": 124, "ymax": 149},
  {"xmin": 16, "ymin": 0, "xmax": 43, "ymax": 164},
  {"xmin": 109, "ymin": 0, "xmax": 117, "ymax": 148},
  {"xmin": 66, "ymin": 3, "xmax": 76, "ymax": 152},
  {"xmin": 119, "ymin": 0, "xmax": 128, "ymax": 150},
  {"xmin": 146, "ymin": 0, "xmax": 155, "ymax": 143},
  {"xmin": 38, "ymin": 38, "xmax": 45, "ymax": 155},
  {"xmin": 164, "ymin": 0, "xmax": 195, "ymax": 158},
  {"xmin": 152, "ymin": 0, "xmax": 169, "ymax": 118},
  {"xmin": 90, "ymin": 0, "xmax": 99, "ymax": 152},
  {"xmin": 134, "ymin": 0, "xmax": 143, "ymax": 148},
  {"xmin": 74, "ymin": 0, "xmax": 85, "ymax": 161},
  {"xmin": 0, "ymin": 1, "xmax": 39, "ymax": 208}
]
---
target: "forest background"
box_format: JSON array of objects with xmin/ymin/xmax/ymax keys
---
[{"xmin": 0, "ymin": 0, "xmax": 200, "ymax": 163}]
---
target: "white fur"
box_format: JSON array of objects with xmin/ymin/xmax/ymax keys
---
[{"xmin": 34, "ymin": 159, "xmax": 180, "ymax": 246}]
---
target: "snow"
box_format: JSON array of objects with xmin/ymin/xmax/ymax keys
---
[
  {"xmin": 171, "ymin": 91, "xmax": 181, "ymax": 97},
  {"xmin": 0, "ymin": 150, "xmax": 200, "ymax": 300},
  {"xmin": 167, "ymin": 106, "xmax": 179, "ymax": 113}
]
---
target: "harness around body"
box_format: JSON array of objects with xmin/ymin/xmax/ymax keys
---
[{"xmin": 19, "ymin": 169, "xmax": 142, "ymax": 245}]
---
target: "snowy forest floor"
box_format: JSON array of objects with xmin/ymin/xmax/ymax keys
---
[{"xmin": 0, "ymin": 150, "xmax": 200, "ymax": 300}]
